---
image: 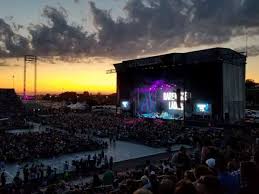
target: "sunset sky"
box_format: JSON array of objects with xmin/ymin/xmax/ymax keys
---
[{"xmin": 0, "ymin": 0, "xmax": 259, "ymax": 94}]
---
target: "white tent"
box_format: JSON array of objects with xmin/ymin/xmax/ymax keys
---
[{"xmin": 67, "ymin": 102, "xmax": 86, "ymax": 110}]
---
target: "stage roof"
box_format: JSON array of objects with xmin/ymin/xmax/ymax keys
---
[{"xmin": 114, "ymin": 47, "xmax": 246, "ymax": 72}]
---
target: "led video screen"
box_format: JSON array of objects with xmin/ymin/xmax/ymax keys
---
[
  {"xmin": 131, "ymin": 80, "xmax": 189, "ymax": 120},
  {"xmin": 194, "ymin": 103, "xmax": 212, "ymax": 115}
]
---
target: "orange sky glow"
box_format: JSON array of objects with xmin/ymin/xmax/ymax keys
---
[
  {"xmin": 0, "ymin": 53, "xmax": 258, "ymax": 95},
  {"xmin": 0, "ymin": 57, "xmax": 117, "ymax": 95}
]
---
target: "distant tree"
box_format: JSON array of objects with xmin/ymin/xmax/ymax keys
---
[
  {"xmin": 83, "ymin": 91, "xmax": 90, "ymax": 96},
  {"xmin": 42, "ymin": 94, "xmax": 51, "ymax": 100},
  {"xmin": 59, "ymin": 92, "xmax": 77, "ymax": 101},
  {"xmin": 245, "ymin": 79, "xmax": 257, "ymax": 89}
]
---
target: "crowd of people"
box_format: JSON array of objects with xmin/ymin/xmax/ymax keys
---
[
  {"xmin": 42, "ymin": 113, "xmax": 190, "ymax": 147},
  {"xmin": 1, "ymin": 162, "xmax": 58, "ymax": 193},
  {"xmin": 0, "ymin": 112, "xmax": 258, "ymax": 194},
  {"xmin": 40, "ymin": 125, "xmax": 259, "ymax": 194},
  {"xmin": 0, "ymin": 130, "xmax": 107, "ymax": 163},
  {"xmin": 72, "ymin": 150, "xmax": 114, "ymax": 173},
  {"xmin": 0, "ymin": 150, "xmax": 115, "ymax": 194}
]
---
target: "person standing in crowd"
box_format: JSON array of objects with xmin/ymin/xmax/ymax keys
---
[
  {"xmin": 91, "ymin": 173, "xmax": 102, "ymax": 188},
  {"xmin": 1, "ymin": 171, "xmax": 6, "ymax": 187},
  {"xmin": 109, "ymin": 156, "xmax": 113, "ymax": 169},
  {"xmin": 201, "ymin": 140, "xmax": 211, "ymax": 164},
  {"xmin": 101, "ymin": 149, "xmax": 104, "ymax": 158},
  {"xmin": 172, "ymin": 146, "xmax": 191, "ymax": 179},
  {"xmin": 140, "ymin": 175, "xmax": 152, "ymax": 190},
  {"xmin": 47, "ymin": 165, "xmax": 52, "ymax": 179},
  {"xmin": 144, "ymin": 160, "xmax": 156, "ymax": 176},
  {"xmin": 13, "ymin": 172, "xmax": 22, "ymax": 191},
  {"xmin": 254, "ymin": 150, "xmax": 259, "ymax": 182},
  {"xmin": 23, "ymin": 165, "xmax": 29, "ymax": 184},
  {"xmin": 149, "ymin": 171, "xmax": 159, "ymax": 194},
  {"xmin": 64, "ymin": 161, "xmax": 69, "ymax": 172},
  {"xmin": 0, "ymin": 160, "xmax": 5, "ymax": 171},
  {"xmin": 216, "ymin": 158, "xmax": 240, "ymax": 194}
]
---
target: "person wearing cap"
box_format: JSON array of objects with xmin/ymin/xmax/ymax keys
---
[{"xmin": 205, "ymin": 158, "xmax": 217, "ymax": 175}]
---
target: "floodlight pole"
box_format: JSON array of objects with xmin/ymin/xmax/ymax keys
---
[
  {"xmin": 23, "ymin": 55, "xmax": 37, "ymax": 100},
  {"xmin": 23, "ymin": 58, "xmax": 27, "ymax": 98},
  {"xmin": 34, "ymin": 57, "xmax": 37, "ymax": 100}
]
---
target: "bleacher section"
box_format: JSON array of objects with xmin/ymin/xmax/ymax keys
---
[{"xmin": 0, "ymin": 88, "xmax": 24, "ymax": 118}]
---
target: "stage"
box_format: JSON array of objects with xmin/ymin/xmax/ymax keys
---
[{"xmin": 114, "ymin": 48, "xmax": 246, "ymax": 123}]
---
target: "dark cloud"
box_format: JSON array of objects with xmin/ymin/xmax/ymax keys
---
[
  {"xmin": 247, "ymin": 46, "xmax": 259, "ymax": 56},
  {"xmin": 89, "ymin": 0, "xmax": 259, "ymax": 58},
  {"xmin": 89, "ymin": 0, "xmax": 188, "ymax": 57},
  {"xmin": 0, "ymin": 19, "xmax": 30, "ymax": 57},
  {"xmin": 237, "ymin": 45, "xmax": 259, "ymax": 57},
  {"xmin": 29, "ymin": 6, "xmax": 97, "ymax": 56},
  {"xmin": 1, "ymin": 0, "xmax": 259, "ymax": 59}
]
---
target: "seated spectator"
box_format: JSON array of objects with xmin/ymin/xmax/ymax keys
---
[
  {"xmin": 194, "ymin": 165, "xmax": 213, "ymax": 180},
  {"xmin": 195, "ymin": 175, "xmax": 222, "ymax": 194},
  {"xmin": 158, "ymin": 178, "xmax": 175, "ymax": 194},
  {"xmin": 141, "ymin": 175, "xmax": 152, "ymax": 190},
  {"xmin": 91, "ymin": 173, "xmax": 102, "ymax": 188},
  {"xmin": 175, "ymin": 180, "xmax": 198, "ymax": 194},
  {"xmin": 134, "ymin": 188, "xmax": 153, "ymax": 194},
  {"xmin": 183, "ymin": 170, "xmax": 196, "ymax": 182}
]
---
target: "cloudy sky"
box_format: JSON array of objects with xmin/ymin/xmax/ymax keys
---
[{"xmin": 0, "ymin": 0, "xmax": 259, "ymax": 94}]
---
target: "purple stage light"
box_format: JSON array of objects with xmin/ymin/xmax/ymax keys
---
[{"xmin": 135, "ymin": 80, "xmax": 176, "ymax": 94}]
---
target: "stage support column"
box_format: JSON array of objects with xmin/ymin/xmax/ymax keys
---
[
  {"xmin": 183, "ymin": 74, "xmax": 186, "ymax": 125},
  {"xmin": 116, "ymin": 73, "xmax": 119, "ymax": 114}
]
